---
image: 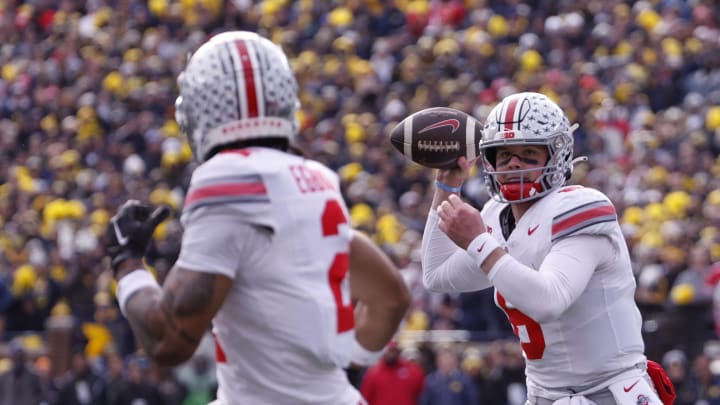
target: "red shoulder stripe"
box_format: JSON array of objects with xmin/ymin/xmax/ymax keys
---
[
  {"xmin": 185, "ymin": 175, "xmax": 269, "ymax": 211},
  {"xmin": 186, "ymin": 182, "xmax": 266, "ymax": 205},
  {"xmin": 551, "ymin": 201, "xmax": 616, "ymax": 241}
]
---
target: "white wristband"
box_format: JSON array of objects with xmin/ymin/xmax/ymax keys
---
[
  {"xmin": 466, "ymin": 232, "xmax": 501, "ymax": 269},
  {"xmin": 117, "ymin": 269, "xmax": 160, "ymax": 317},
  {"xmin": 348, "ymin": 338, "xmax": 386, "ymax": 367}
]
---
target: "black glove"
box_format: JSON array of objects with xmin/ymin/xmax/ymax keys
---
[{"xmin": 106, "ymin": 200, "xmax": 171, "ymax": 273}]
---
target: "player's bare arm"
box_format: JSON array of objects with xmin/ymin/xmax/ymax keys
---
[
  {"xmin": 116, "ymin": 258, "xmax": 232, "ymax": 366},
  {"xmin": 105, "ymin": 201, "xmax": 233, "ymax": 366},
  {"xmin": 349, "ymin": 231, "xmax": 410, "ymax": 351}
]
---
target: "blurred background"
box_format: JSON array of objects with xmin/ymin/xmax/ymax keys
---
[{"xmin": 1, "ymin": 0, "xmax": 720, "ymax": 404}]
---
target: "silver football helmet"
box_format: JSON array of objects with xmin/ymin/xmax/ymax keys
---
[
  {"xmin": 175, "ymin": 31, "xmax": 300, "ymax": 162},
  {"xmin": 480, "ymin": 92, "xmax": 579, "ymax": 203}
]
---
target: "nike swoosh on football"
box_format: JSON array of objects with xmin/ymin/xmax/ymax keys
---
[
  {"xmin": 623, "ymin": 380, "xmax": 640, "ymax": 392},
  {"xmin": 418, "ymin": 119, "xmax": 460, "ymax": 134},
  {"xmin": 528, "ymin": 225, "xmax": 540, "ymax": 235}
]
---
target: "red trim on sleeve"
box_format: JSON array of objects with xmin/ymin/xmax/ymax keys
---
[
  {"xmin": 551, "ymin": 205, "xmax": 615, "ymax": 236},
  {"xmin": 186, "ymin": 182, "xmax": 267, "ymax": 205}
]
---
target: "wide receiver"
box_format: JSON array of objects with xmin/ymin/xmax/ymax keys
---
[
  {"xmin": 105, "ymin": 31, "xmax": 409, "ymax": 404},
  {"xmin": 421, "ymin": 92, "xmax": 674, "ymax": 405}
]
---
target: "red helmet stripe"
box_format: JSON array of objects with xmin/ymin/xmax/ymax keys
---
[
  {"xmin": 502, "ymin": 94, "xmax": 521, "ymax": 133},
  {"xmin": 235, "ymin": 40, "xmax": 259, "ymax": 118}
]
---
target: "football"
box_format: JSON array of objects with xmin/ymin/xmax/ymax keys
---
[{"xmin": 389, "ymin": 107, "xmax": 482, "ymax": 169}]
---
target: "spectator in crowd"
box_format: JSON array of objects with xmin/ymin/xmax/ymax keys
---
[
  {"xmin": 421, "ymin": 92, "xmax": 670, "ymax": 404},
  {"xmin": 103, "ymin": 351, "xmax": 128, "ymax": 405},
  {"xmin": 420, "ymin": 346, "xmax": 478, "ymax": 405},
  {"xmin": 0, "ymin": 340, "xmax": 47, "ymax": 405},
  {"xmin": 662, "ymin": 349, "xmax": 694, "ymax": 405},
  {"xmin": 54, "ymin": 347, "xmax": 107, "ymax": 405},
  {"xmin": 671, "ymin": 245, "xmax": 715, "ymax": 306},
  {"xmin": 684, "ymin": 353, "xmax": 720, "ymax": 405},
  {"xmin": 458, "ymin": 346, "xmax": 486, "ymax": 403},
  {"xmin": 360, "ymin": 340, "xmax": 426, "ymax": 405},
  {"xmin": 0, "ymin": 277, "xmax": 11, "ymax": 324},
  {"xmin": 430, "ymin": 294, "xmax": 461, "ymax": 330},
  {"xmin": 497, "ymin": 342, "xmax": 528, "ymax": 405},
  {"xmin": 4, "ymin": 261, "xmax": 62, "ymax": 334},
  {"xmin": 111, "ymin": 356, "xmax": 166, "ymax": 405},
  {"xmin": 471, "ymin": 341, "xmax": 527, "ymax": 405},
  {"xmin": 175, "ymin": 355, "xmax": 215, "ymax": 405},
  {"xmin": 148, "ymin": 362, "xmax": 189, "ymax": 405},
  {"xmin": 670, "ymin": 245, "xmax": 717, "ymax": 359},
  {"xmin": 104, "ymin": 30, "xmax": 409, "ymax": 404}
]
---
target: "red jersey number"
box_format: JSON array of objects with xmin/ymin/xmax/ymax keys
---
[
  {"xmin": 496, "ymin": 291, "xmax": 546, "ymax": 360},
  {"xmin": 321, "ymin": 199, "xmax": 354, "ymax": 333}
]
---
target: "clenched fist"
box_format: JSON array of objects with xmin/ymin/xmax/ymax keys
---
[
  {"xmin": 106, "ymin": 200, "xmax": 170, "ymax": 273},
  {"xmin": 436, "ymin": 194, "xmax": 487, "ymax": 249}
]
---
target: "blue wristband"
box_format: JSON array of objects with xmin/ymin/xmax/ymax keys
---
[{"xmin": 435, "ymin": 180, "xmax": 461, "ymax": 193}]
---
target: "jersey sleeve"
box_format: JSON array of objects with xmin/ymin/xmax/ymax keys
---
[
  {"xmin": 421, "ymin": 209, "xmax": 492, "ymax": 292},
  {"xmin": 175, "ymin": 206, "xmax": 271, "ymax": 278},
  {"xmin": 489, "ymin": 234, "xmax": 611, "ymax": 322},
  {"xmin": 180, "ymin": 161, "xmax": 277, "ymax": 231},
  {"xmin": 551, "ymin": 187, "xmax": 618, "ymax": 243},
  {"xmin": 177, "ymin": 159, "xmax": 280, "ymax": 278}
]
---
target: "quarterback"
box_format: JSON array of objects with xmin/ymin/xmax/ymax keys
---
[
  {"xmin": 421, "ymin": 92, "xmax": 674, "ymax": 405},
  {"xmin": 104, "ymin": 31, "xmax": 409, "ymax": 404}
]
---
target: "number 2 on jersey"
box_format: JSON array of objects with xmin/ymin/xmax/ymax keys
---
[
  {"xmin": 322, "ymin": 199, "xmax": 354, "ymax": 333},
  {"xmin": 496, "ymin": 291, "xmax": 546, "ymax": 360}
]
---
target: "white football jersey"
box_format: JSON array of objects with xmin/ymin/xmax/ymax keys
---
[
  {"xmin": 176, "ymin": 147, "xmax": 365, "ymax": 405},
  {"xmin": 481, "ymin": 185, "xmax": 645, "ymax": 389}
]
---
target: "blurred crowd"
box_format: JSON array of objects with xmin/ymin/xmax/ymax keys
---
[{"xmin": 1, "ymin": 0, "xmax": 720, "ymax": 404}]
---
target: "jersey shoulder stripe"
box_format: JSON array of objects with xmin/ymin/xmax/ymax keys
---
[
  {"xmin": 185, "ymin": 174, "xmax": 269, "ymax": 212},
  {"xmin": 551, "ymin": 200, "xmax": 616, "ymax": 242}
]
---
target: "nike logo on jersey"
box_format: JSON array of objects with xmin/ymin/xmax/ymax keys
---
[
  {"xmin": 623, "ymin": 380, "xmax": 640, "ymax": 392},
  {"xmin": 419, "ymin": 119, "xmax": 460, "ymax": 134},
  {"xmin": 527, "ymin": 224, "xmax": 539, "ymax": 235},
  {"xmin": 477, "ymin": 242, "xmax": 487, "ymax": 252}
]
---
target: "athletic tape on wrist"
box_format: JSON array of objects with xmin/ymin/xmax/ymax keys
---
[
  {"xmin": 466, "ymin": 232, "xmax": 501, "ymax": 269},
  {"xmin": 117, "ymin": 269, "xmax": 160, "ymax": 317},
  {"xmin": 435, "ymin": 180, "xmax": 462, "ymax": 193}
]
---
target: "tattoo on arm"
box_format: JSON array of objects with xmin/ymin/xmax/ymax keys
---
[
  {"xmin": 171, "ymin": 273, "xmax": 216, "ymax": 317},
  {"xmin": 123, "ymin": 270, "xmax": 221, "ymax": 365},
  {"xmin": 160, "ymin": 290, "xmax": 201, "ymax": 345}
]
